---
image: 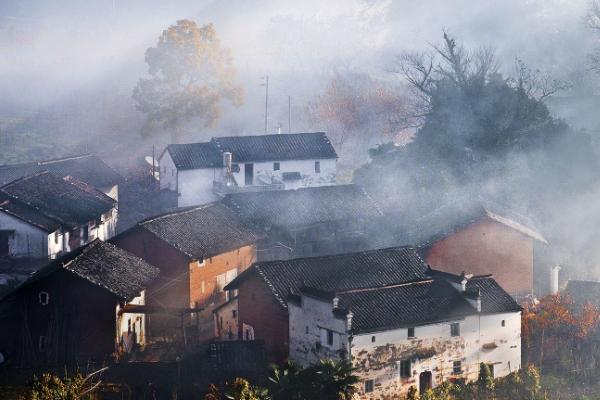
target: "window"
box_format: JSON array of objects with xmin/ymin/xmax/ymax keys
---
[
  {"xmin": 364, "ymin": 380, "xmax": 374, "ymax": 393},
  {"xmin": 273, "ymin": 162, "xmax": 280, "ymax": 171},
  {"xmin": 400, "ymin": 359, "xmax": 411, "ymax": 378},
  {"xmin": 371, "ymin": 336, "xmax": 376, "ymax": 343},
  {"xmin": 451, "ymin": 322, "xmax": 460, "ymax": 337},
  {"xmin": 0, "ymin": 230, "xmax": 12, "ymax": 256},
  {"xmin": 232, "ymin": 164, "xmax": 240, "ymax": 173},
  {"xmin": 305, "ymin": 326, "xmax": 309, "ymax": 334},
  {"xmin": 327, "ymin": 330, "xmax": 334, "ymax": 346},
  {"xmin": 407, "ymin": 327, "xmax": 415, "ymax": 339},
  {"xmin": 314, "ymin": 161, "xmax": 321, "ymax": 173},
  {"xmin": 54, "ymin": 231, "xmax": 59, "ymax": 244},
  {"xmin": 82, "ymin": 225, "xmax": 89, "ymax": 241},
  {"xmin": 501, "ymin": 320, "xmax": 506, "ymax": 327},
  {"xmin": 453, "ymin": 360, "xmax": 462, "ymax": 374},
  {"xmin": 232, "ymin": 310, "xmax": 237, "ymax": 318},
  {"xmin": 38, "ymin": 336, "xmax": 48, "ymax": 352},
  {"xmin": 38, "ymin": 291, "xmax": 50, "ymax": 306}
]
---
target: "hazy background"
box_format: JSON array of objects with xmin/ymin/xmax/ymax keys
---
[{"xmin": 0, "ymin": 0, "xmax": 598, "ymax": 161}]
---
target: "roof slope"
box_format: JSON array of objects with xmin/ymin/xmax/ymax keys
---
[
  {"xmin": 138, "ymin": 202, "xmax": 262, "ymax": 259},
  {"xmin": 223, "ymin": 184, "xmax": 383, "ymax": 228},
  {"xmin": 212, "ymin": 132, "xmax": 337, "ymax": 163},
  {"xmin": 4, "ymin": 240, "xmax": 159, "ymax": 301},
  {"xmin": 165, "ymin": 142, "xmax": 222, "ymax": 170},
  {"xmin": 410, "ymin": 197, "xmax": 546, "ymax": 245},
  {"xmin": 0, "ymin": 172, "xmax": 115, "ymax": 231},
  {"xmin": 226, "ymin": 246, "xmax": 430, "ymax": 308},
  {"xmin": 0, "ymin": 154, "xmax": 122, "ymax": 189}
]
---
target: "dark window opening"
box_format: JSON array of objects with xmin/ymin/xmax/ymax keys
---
[
  {"xmin": 232, "ymin": 310, "xmax": 237, "ymax": 318},
  {"xmin": 451, "ymin": 322, "xmax": 460, "ymax": 337},
  {"xmin": 305, "ymin": 326, "xmax": 309, "ymax": 334},
  {"xmin": 54, "ymin": 231, "xmax": 59, "ymax": 244},
  {"xmin": 82, "ymin": 225, "xmax": 89, "ymax": 241},
  {"xmin": 245, "ymin": 163, "xmax": 254, "ymax": 185},
  {"xmin": 501, "ymin": 320, "xmax": 506, "ymax": 327},
  {"xmin": 400, "ymin": 359, "xmax": 411, "ymax": 378},
  {"xmin": 38, "ymin": 291, "xmax": 50, "ymax": 306},
  {"xmin": 327, "ymin": 330, "xmax": 334, "ymax": 346},
  {"xmin": 453, "ymin": 360, "xmax": 462, "ymax": 374},
  {"xmin": 273, "ymin": 162, "xmax": 280, "ymax": 171},
  {"xmin": 364, "ymin": 380, "xmax": 374, "ymax": 393},
  {"xmin": 314, "ymin": 161, "xmax": 321, "ymax": 173},
  {"xmin": 0, "ymin": 230, "xmax": 12, "ymax": 256},
  {"xmin": 487, "ymin": 364, "xmax": 495, "ymax": 378},
  {"xmin": 371, "ymin": 336, "xmax": 376, "ymax": 343},
  {"xmin": 408, "ymin": 327, "xmax": 415, "ymax": 339}
]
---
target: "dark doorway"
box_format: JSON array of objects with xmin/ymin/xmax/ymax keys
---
[
  {"xmin": 419, "ymin": 371, "xmax": 432, "ymax": 393},
  {"xmin": 0, "ymin": 230, "xmax": 12, "ymax": 256},
  {"xmin": 245, "ymin": 164, "xmax": 254, "ymax": 185}
]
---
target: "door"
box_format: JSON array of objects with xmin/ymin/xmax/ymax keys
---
[
  {"xmin": 419, "ymin": 371, "xmax": 432, "ymax": 393},
  {"xmin": 244, "ymin": 163, "xmax": 254, "ymax": 185}
]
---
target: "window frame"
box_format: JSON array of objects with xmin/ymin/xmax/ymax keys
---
[
  {"xmin": 38, "ymin": 291, "xmax": 50, "ymax": 306},
  {"xmin": 453, "ymin": 360, "xmax": 462, "ymax": 374},
  {"xmin": 450, "ymin": 322, "xmax": 460, "ymax": 337},
  {"xmin": 314, "ymin": 160, "xmax": 321, "ymax": 173},
  {"xmin": 364, "ymin": 380, "xmax": 374, "ymax": 393},
  {"xmin": 273, "ymin": 162, "xmax": 280, "ymax": 171},
  {"xmin": 327, "ymin": 329, "xmax": 334, "ymax": 346},
  {"xmin": 400, "ymin": 359, "xmax": 411, "ymax": 378},
  {"xmin": 407, "ymin": 327, "xmax": 415, "ymax": 339}
]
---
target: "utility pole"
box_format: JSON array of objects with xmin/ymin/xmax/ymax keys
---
[
  {"xmin": 261, "ymin": 75, "xmax": 269, "ymax": 133},
  {"xmin": 288, "ymin": 95, "xmax": 292, "ymax": 133}
]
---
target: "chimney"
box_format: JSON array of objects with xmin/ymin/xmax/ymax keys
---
[
  {"xmin": 223, "ymin": 152, "xmax": 232, "ymax": 174},
  {"xmin": 277, "ymin": 123, "xmax": 282, "ymax": 134},
  {"xmin": 332, "ymin": 296, "xmax": 340, "ymax": 309},
  {"xmin": 346, "ymin": 310, "xmax": 353, "ymax": 331},
  {"xmin": 460, "ymin": 271, "xmax": 468, "ymax": 292},
  {"xmin": 550, "ymin": 265, "xmax": 561, "ymax": 295},
  {"xmin": 476, "ymin": 289, "xmax": 482, "ymax": 313}
]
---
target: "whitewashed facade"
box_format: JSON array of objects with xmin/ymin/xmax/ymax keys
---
[{"xmin": 289, "ymin": 287, "xmax": 521, "ymax": 399}]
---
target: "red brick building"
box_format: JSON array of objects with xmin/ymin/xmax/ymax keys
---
[
  {"xmin": 111, "ymin": 202, "xmax": 261, "ymax": 341},
  {"xmin": 412, "ymin": 201, "xmax": 547, "ymax": 300}
]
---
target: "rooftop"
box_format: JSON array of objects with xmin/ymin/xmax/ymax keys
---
[
  {"xmin": 222, "ymin": 184, "xmax": 383, "ymax": 229},
  {"xmin": 136, "ymin": 202, "xmax": 262, "ymax": 259},
  {"xmin": 3, "ymin": 240, "xmax": 159, "ymax": 301},
  {"xmin": 164, "ymin": 132, "xmax": 338, "ymax": 170},
  {"xmin": 564, "ymin": 280, "xmax": 600, "ymax": 308},
  {"xmin": 0, "ymin": 172, "xmax": 115, "ymax": 231},
  {"xmin": 0, "ymin": 154, "xmax": 122, "ymax": 189}
]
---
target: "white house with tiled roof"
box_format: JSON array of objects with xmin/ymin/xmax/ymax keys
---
[{"xmin": 158, "ymin": 132, "xmax": 338, "ymax": 207}]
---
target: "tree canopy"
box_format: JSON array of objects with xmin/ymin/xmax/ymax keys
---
[{"xmin": 133, "ymin": 20, "xmax": 243, "ymax": 142}]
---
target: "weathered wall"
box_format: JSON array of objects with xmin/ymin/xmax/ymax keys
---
[
  {"xmin": 288, "ymin": 295, "xmax": 348, "ymax": 366},
  {"xmin": 350, "ymin": 312, "xmax": 522, "ymax": 399},
  {"xmin": 226, "ymin": 158, "xmax": 336, "ymax": 188},
  {"xmin": 213, "ymin": 297, "xmax": 240, "ymax": 340},
  {"xmin": 426, "ymin": 218, "xmax": 534, "ymax": 298},
  {"xmin": 236, "ymin": 274, "xmax": 290, "ymax": 363},
  {"xmin": 0, "ymin": 211, "xmax": 49, "ymax": 258}
]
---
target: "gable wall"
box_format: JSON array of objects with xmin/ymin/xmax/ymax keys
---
[
  {"xmin": 426, "ymin": 218, "xmax": 534, "ymax": 298},
  {"xmin": 0, "ymin": 211, "xmax": 49, "ymax": 258}
]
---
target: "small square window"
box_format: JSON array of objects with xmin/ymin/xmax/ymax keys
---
[
  {"xmin": 314, "ymin": 161, "xmax": 321, "ymax": 173},
  {"xmin": 232, "ymin": 310, "xmax": 237, "ymax": 318},
  {"xmin": 273, "ymin": 162, "xmax": 280, "ymax": 171},
  {"xmin": 82, "ymin": 225, "xmax": 89, "ymax": 241},
  {"xmin": 305, "ymin": 326, "xmax": 309, "ymax": 334},
  {"xmin": 371, "ymin": 336, "xmax": 376, "ymax": 343},
  {"xmin": 407, "ymin": 327, "xmax": 415, "ymax": 339},
  {"xmin": 400, "ymin": 359, "xmax": 411, "ymax": 378},
  {"xmin": 501, "ymin": 320, "xmax": 506, "ymax": 327},
  {"xmin": 364, "ymin": 380, "xmax": 374, "ymax": 393},
  {"xmin": 451, "ymin": 322, "xmax": 460, "ymax": 337},
  {"xmin": 327, "ymin": 330, "xmax": 334, "ymax": 346},
  {"xmin": 39, "ymin": 291, "xmax": 50, "ymax": 306},
  {"xmin": 54, "ymin": 231, "xmax": 59, "ymax": 244},
  {"xmin": 453, "ymin": 360, "xmax": 462, "ymax": 374}
]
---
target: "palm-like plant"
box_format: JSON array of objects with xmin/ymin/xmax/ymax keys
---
[{"xmin": 307, "ymin": 359, "xmax": 359, "ymax": 400}]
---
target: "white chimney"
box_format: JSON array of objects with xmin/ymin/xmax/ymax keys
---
[
  {"xmin": 223, "ymin": 152, "xmax": 232, "ymax": 174},
  {"xmin": 476, "ymin": 290, "xmax": 482, "ymax": 313},
  {"xmin": 550, "ymin": 265, "xmax": 561, "ymax": 295},
  {"xmin": 346, "ymin": 310, "xmax": 353, "ymax": 331},
  {"xmin": 332, "ymin": 296, "xmax": 340, "ymax": 309}
]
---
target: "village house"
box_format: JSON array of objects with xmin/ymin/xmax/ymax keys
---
[
  {"xmin": 0, "ymin": 239, "xmax": 158, "ymax": 367},
  {"xmin": 111, "ymin": 202, "xmax": 262, "ymax": 342},
  {"xmin": 159, "ymin": 132, "xmax": 338, "ymax": 207},
  {"xmin": 407, "ymin": 199, "xmax": 547, "ymax": 301},
  {"xmin": 0, "ymin": 172, "xmax": 117, "ymax": 259},
  {"xmin": 0, "ymin": 154, "xmax": 122, "ymax": 201},
  {"xmin": 223, "ymin": 245, "xmax": 521, "ymax": 397},
  {"xmin": 222, "ymin": 184, "xmax": 386, "ymax": 261},
  {"xmin": 288, "ymin": 268, "xmax": 522, "ymax": 398}
]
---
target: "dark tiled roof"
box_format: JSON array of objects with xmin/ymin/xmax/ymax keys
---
[
  {"xmin": 410, "ymin": 197, "xmax": 546, "ymax": 245},
  {"xmin": 164, "ymin": 142, "xmax": 222, "ymax": 170},
  {"xmin": 564, "ymin": 280, "xmax": 600, "ymax": 308},
  {"xmin": 212, "ymin": 132, "xmax": 337, "ymax": 163},
  {"xmin": 465, "ymin": 277, "xmax": 522, "ymax": 314},
  {"xmin": 0, "ymin": 172, "xmax": 115, "ymax": 231},
  {"xmin": 163, "ymin": 133, "xmax": 337, "ymax": 170},
  {"xmin": 0, "ymin": 154, "xmax": 122, "ymax": 189},
  {"xmin": 223, "ymin": 184, "xmax": 383, "ymax": 229},
  {"xmin": 225, "ymin": 246, "xmax": 430, "ymax": 308},
  {"xmin": 138, "ymin": 202, "xmax": 262, "ymax": 259},
  {"xmin": 5, "ymin": 240, "xmax": 159, "ymax": 301}
]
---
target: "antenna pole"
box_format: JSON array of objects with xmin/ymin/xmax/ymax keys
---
[
  {"xmin": 264, "ymin": 75, "xmax": 269, "ymax": 133},
  {"xmin": 288, "ymin": 95, "xmax": 291, "ymax": 133}
]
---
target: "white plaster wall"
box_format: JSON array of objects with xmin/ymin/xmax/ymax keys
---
[
  {"xmin": 97, "ymin": 207, "xmax": 117, "ymax": 241},
  {"xmin": 116, "ymin": 291, "xmax": 147, "ymax": 347},
  {"xmin": 0, "ymin": 212, "xmax": 49, "ymax": 258},
  {"xmin": 101, "ymin": 184, "xmax": 119, "ymax": 202},
  {"xmin": 47, "ymin": 230, "xmax": 66, "ymax": 259},
  {"xmin": 350, "ymin": 312, "xmax": 522, "ymax": 399},
  {"xmin": 159, "ymin": 152, "xmax": 177, "ymax": 192},
  {"xmin": 214, "ymin": 297, "xmax": 240, "ymax": 340},
  {"xmin": 228, "ymin": 158, "xmax": 336, "ymax": 188},
  {"xmin": 178, "ymin": 169, "xmax": 220, "ymax": 207},
  {"xmin": 289, "ymin": 295, "xmax": 349, "ymax": 367}
]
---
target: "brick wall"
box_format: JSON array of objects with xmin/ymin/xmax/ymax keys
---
[
  {"xmin": 426, "ymin": 217, "xmax": 534, "ymax": 298},
  {"xmin": 237, "ymin": 275, "xmax": 290, "ymax": 363}
]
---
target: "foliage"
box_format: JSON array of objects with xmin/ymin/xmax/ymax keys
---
[
  {"xmin": 133, "ymin": 19, "xmax": 243, "ymax": 141},
  {"xmin": 18, "ymin": 372, "xmax": 96, "ymax": 400},
  {"xmin": 203, "ymin": 379, "xmax": 269, "ymax": 400}
]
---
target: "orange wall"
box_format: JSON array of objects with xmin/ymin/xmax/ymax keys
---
[
  {"xmin": 189, "ymin": 244, "xmax": 257, "ymax": 309},
  {"xmin": 426, "ymin": 217, "xmax": 533, "ymax": 297}
]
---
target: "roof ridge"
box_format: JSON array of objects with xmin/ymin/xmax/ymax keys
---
[
  {"xmin": 139, "ymin": 202, "xmax": 220, "ymax": 224},
  {"xmin": 38, "ymin": 154, "xmax": 92, "ymax": 165},
  {"xmin": 213, "ymin": 132, "xmax": 326, "ymax": 140},
  {"xmin": 336, "ymin": 279, "xmax": 433, "ymax": 295}
]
